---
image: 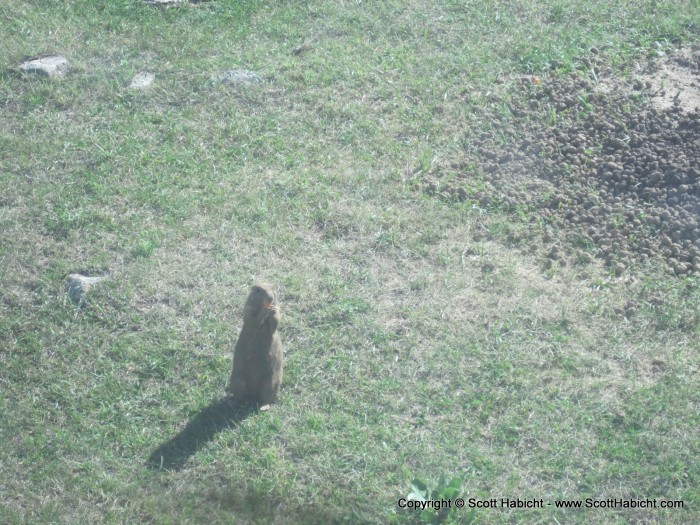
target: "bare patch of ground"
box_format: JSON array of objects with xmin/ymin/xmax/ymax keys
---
[
  {"xmin": 641, "ymin": 45, "xmax": 700, "ymax": 112},
  {"xmin": 422, "ymin": 46, "xmax": 700, "ymax": 276}
]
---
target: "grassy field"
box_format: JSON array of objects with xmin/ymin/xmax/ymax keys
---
[{"xmin": 1, "ymin": 0, "xmax": 699, "ymax": 523}]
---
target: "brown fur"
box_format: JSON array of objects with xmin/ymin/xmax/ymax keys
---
[{"xmin": 226, "ymin": 283, "xmax": 283, "ymax": 405}]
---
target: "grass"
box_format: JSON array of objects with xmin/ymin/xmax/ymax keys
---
[{"xmin": 1, "ymin": 0, "xmax": 699, "ymax": 523}]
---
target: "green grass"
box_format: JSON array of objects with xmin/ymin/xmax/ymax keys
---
[{"xmin": 1, "ymin": 0, "xmax": 699, "ymax": 523}]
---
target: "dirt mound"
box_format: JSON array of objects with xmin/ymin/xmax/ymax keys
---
[{"xmin": 423, "ymin": 47, "xmax": 700, "ymax": 276}]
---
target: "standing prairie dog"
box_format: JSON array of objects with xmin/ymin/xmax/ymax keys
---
[{"xmin": 226, "ymin": 283, "xmax": 283, "ymax": 407}]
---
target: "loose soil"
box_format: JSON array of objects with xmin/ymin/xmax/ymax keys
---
[{"xmin": 423, "ymin": 45, "xmax": 700, "ymax": 276}]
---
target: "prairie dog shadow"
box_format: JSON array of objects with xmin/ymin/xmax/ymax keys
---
[{"xmin": 147, "ymin": 397, "xmax": 254, "ymax": 471}]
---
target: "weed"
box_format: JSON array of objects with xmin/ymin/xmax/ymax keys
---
[{"xmin": 404, "ymin": 475, "xmax": 464, "ymax": 524}]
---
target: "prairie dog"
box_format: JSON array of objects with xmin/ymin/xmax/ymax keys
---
[{"xmin": 226, "ymin": 283, "xmax": 283, "ymax": 406}]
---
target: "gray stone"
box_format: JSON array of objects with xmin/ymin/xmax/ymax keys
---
[
  {"xmin": 66, "ymin": 274, "xmax": 106, "ymax": 304},
  {"xmin": 19, "ymin": 55, "xmax": 69, "ymax": 78},
  {"xmin": 214, "ymin": 70, "xmax": 263, "ymax": 85},
  {"xmin": 130, "ymin": 71, "xmax": 155, "ymax": 89},
  {"xmin": 144, "ymin": 0, "xmax": 184, "ymax": 5}
]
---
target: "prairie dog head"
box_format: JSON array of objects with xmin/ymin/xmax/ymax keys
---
[{"xmin": 247, "ymin": 283, "xmax": 276, "ymax": 309}]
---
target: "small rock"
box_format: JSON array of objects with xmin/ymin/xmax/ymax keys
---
[
  {"xmin": 130, "ymin": 71, "xmax": 155, "ymax": 89},
  {"xmin": 66, "ymin": 274, "xmax": 106, "ymax": 304},
  {"xmin": 19, "ymin": 55, "xmax": 69, "ymax": 78},
  {"xmin": 214, "ymin": 70, "xmax": 262, "ymax": 85},
  {"xmin": 144, "ymin": 0, "xmax": 183, "ymax": 5}
]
